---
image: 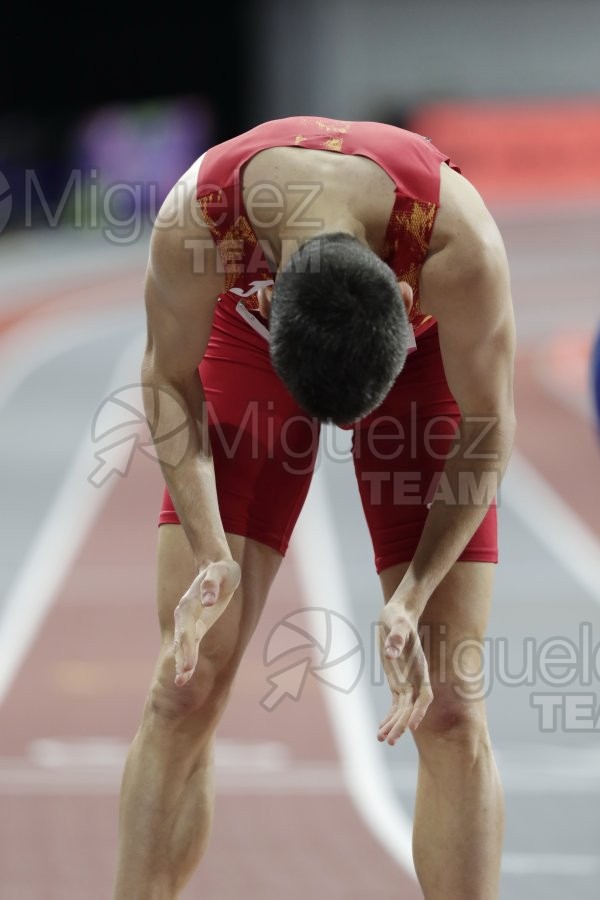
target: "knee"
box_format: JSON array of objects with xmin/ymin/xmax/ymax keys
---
[
  {"xmin": 147, "ymin": 648, "xmax": 238, "ymax": 725},
  {"xmin": 414, "ymin": 687, "xmax": 491, "ymax": 764}
]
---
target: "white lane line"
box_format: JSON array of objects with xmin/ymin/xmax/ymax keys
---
[
  {"xmin": 0, "ymin": 763, "xmax": 348, "ymax": 796},
  {"xmin": 0, "ymin": 328, "xmax": 144, "ymax": 708},
  {"xmin": 4, "ymin": 754, "xmax": 598, "ymax": 796},
  {"xmin": 388, "ymin": 766, "xmax": 600, "ymax": 794},
  {"xmin": 0, "ymin": 737, "xmax": 346, "ymax": 796},
  {"xmin": 293, "ymin": 446, "xmax": 600, "ymax": 883},
  {"xmin": 293, "ymin": 456, "xmax": 417, "ymax": 879},
  {"xmin": 502, "ymin": 854, "xmax": 600, "ymax": 876},
  {"xmin": 501, "ymin": 449, "xmax": 600, "ymax": 604},
  {"xmin": 26, "ymin": 737, "xmax": 291, "ymax": 770}
]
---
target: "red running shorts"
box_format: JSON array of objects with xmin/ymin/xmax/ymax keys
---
[{"xmin": 159, "ymin": 296, "xmax": 498, "ymax": 573}]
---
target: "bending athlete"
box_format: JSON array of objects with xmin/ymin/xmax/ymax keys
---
[{"xmin": 113, "ymin": 116, "xmax": 515, "ymax": 900}]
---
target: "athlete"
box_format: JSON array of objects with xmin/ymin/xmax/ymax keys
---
[
  {"xmin": 113, "ymin": 117, "xmax": 515, "ymax": 900},
  {"xmin": 593, "ymin": 325, "xmax": 600, "ymax": 429}
]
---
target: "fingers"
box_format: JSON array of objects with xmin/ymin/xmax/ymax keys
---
[
  {"xmin": 173, "ymin": 597, "xmax": 202, "ymax": 686},
  {"xmin": 386, "ymin": 706, "xmax": 413, "ymax": 744},
  {"xmin": 377, "ymin": 692, "xmax": 413, "ymax": 744},
  {"xmin": 172, "ymin": 573, "xmax": 218, "ymax": 685},
  {"xmin": 378, "ymin": 684, "xmax": 433, "ymax": 744},
  {"xmin": 377, "ymin": 696, "xmax": 399, "ymax": 739},
  {"xmin": 377, "ymin": 707, "xmax": 399, "ymax": 742},
  {"xmin": 172, "ymin": 560, "xmax": 241, "ymax": 687},
  {"xmin": 377, "ymin": 634, "xmax": 433, "ymax": 744},
  {"xmin": 400, "ymin": 642, "xmax": 430, "ymax": 733},
  {"xmin": 407, "ymin": 685, "xmax": 434, "ymax": 733}
]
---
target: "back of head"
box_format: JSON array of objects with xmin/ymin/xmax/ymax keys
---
[{"xmin": 269, "ymin": 232, "xmax": 411, "ymax": 423}]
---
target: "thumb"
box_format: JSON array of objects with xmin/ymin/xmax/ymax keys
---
[
  {"xmin": 385, "ymin": 626, "xmax": 407, "ymax": 658},
  {"xmin": 200, "ymin": 573, "xmax": 220, "ymax": 607}
]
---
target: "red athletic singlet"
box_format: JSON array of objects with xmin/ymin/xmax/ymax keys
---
[
  {"xmin": 159, "ymin": 118, "xmax": 498, "ymax": 571},
  {"xmin": 195, "ymin": 116, "xmax": 460, "ymax": 340}
]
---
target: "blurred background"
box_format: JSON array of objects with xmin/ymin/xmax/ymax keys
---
[{"xmin": 0, "ymin": 2, "xmax": 599, "ymax": 899}]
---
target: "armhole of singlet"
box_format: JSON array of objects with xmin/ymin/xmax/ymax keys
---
[
  {"xmin": 196, "ymin": 150, "xmax": 207, "ymax": 181},
  {"xmin": 194, "ymin": 149, "xmax": 232, "ymax": 290}
]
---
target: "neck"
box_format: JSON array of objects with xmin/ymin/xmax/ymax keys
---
[{"xmin": 277, "ymin": 216, "xmax": 367, "ymax": 271}]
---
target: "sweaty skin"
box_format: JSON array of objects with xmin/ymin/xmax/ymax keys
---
[{"xmin": 121, "ymin": 144, "xmax": 514, "ymax": 900}]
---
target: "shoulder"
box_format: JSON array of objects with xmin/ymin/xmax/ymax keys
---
[
  {"xmin": 423, "ymin": 165, "xmax": 508, "ymax": 302},
  {"xmin": 430, "ymin": 163, "xmax": 501, "ymax": 253},
  {"xmin": 149, "ymin": 157, "xmax": 224, "ymax": 292},
  {"xmin": 419, "ymin": 163, "xmax": 512, "ymax": 343}
]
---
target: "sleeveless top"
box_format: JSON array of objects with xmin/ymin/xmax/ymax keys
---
[{"xmin": 196, "ymin": 116, "xmax": 459, "ymax": 341}]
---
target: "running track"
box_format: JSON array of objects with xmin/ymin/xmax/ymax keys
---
[{"xmin": 0, "ymin": 211, "xmax": 598, "ymax": 899}]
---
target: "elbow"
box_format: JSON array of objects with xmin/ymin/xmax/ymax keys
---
[
  {"xmin": 502, "ymin": 395, "xmax": 517, "ymax": 436},
  {"xmin": 140, "ymin": 354, "xmax": 164, "ymax": 397},
  {"xmin": 506, "ymin": 412, "xmax": 517, "ymax": 448},
  {"xmin": 140, "ymin": 356, "xmax": 202, "ymax": 407},
  {"xmin": 141, "ymin": 348, "xmax": 156, "ymax": 383},
  {"xmin": 499, "ymin": 406, "xmax": 517, "ymax": 457},
  {"xmin": 140, "ymin": 351, "xmax": 176, "ymax": 388},
  {"xmin": 495, "ymin": 401, "xmax": 516, "ymax": 441}
]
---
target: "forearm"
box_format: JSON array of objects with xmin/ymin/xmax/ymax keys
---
[
  {"xmin": 142, "ymin": 357, "xmax": 230, "ymax": 568},
  {"xmin": 398, "ymin": 410, "xmax": 516, "ymax": 616},
  {"xmin": 164, "ymin": 455, "xmax": 230, "ymax": 568}
]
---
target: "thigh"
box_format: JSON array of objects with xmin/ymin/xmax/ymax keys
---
[
  {"xmin": 380, "ymin": 560, "xmax": 495, "ymax": 698},
  {"xmin": 353, "ymin": 324, "xmax": 497, "ymax": 573},
  {"xmin": 156, "ymin": 524, "xmax": 283, "ymax": 668}
]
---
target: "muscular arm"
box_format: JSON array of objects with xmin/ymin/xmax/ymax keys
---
[
  {"xmin": 396, "ymin": 176, "xmax": 516, "ymax": 616},
  {"xmin": 142, "ymin": 181, "xmax": 229, "ymax": 569}
]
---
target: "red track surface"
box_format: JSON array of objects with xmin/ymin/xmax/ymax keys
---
[
  {"xmin": 514, "ymin": 341, "xmax": 599, "ymax": 539},
  {"xmin": 0, "ymin": 274, "xmax": 421, "ymax": 897},
  {"xmin": 1, "ymin": 224, "xmax": 598, "ymax": 898}
]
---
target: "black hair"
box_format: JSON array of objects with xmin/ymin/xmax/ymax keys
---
[{"xmin": 269, "ymin": 232, "xmax": 411, "ymax": 423}]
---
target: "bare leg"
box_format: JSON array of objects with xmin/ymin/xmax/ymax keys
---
[
  {"xmin": 113, "ymin": 525, "xmax": 282, "ymax": 900},
  {"xmin": 379, "ymin": 561, "xmax": 504, "ymax": 900}
]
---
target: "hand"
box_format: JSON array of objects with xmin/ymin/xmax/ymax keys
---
[
  {"xmin": 173, "ymin": 558, "xmax": 241, "ymax": 686},
  {"xmin": 377, "ymin": 601, "xmax": 433, "ymax": 744}
]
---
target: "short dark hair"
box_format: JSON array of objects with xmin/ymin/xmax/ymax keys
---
[{"xmin": 269, "ymin": 232, "xmax": 411, "ymax": 423}]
